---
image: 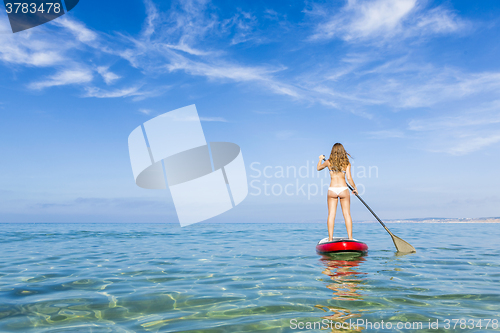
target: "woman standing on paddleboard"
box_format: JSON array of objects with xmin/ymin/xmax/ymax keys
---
[{"xmin": 317, "ymin": 143, "xmax": 358, "ymax": 241}]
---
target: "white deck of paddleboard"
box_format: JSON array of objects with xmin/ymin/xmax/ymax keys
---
[{"xmin": 318, "ymin": 237, "xmax": 361, "ymax": 244}]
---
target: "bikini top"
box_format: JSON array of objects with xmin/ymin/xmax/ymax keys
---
[{"xmin": 329, "ymin": 169, "xmax": 346, "ymax": 174}]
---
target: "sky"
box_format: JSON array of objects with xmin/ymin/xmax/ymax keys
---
[{"xmin": 0, "ymin": 0, "xmax": 499, "ymax": 224}]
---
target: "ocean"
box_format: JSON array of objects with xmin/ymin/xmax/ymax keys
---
[{"xmin": 0, "ymin": 222, "xmax": 499, "ymax": 332}]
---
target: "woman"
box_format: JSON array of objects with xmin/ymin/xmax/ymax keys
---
[{"xmin": 317, "ymin": 143, "xmax": 358, "ymax": 241}]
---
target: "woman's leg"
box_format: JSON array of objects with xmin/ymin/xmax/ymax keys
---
[
  {"xmin": 327, "ymin": 193, "xmax": 338, "ymax": 241},
  {"xmin": 339, "ymin": 191, "xmax": 353, "ymax": 240}
]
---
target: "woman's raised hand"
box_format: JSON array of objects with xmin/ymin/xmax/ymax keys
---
[{"xmin": 319, "ymin": 155, "xmax": 325, "ymax": 160}]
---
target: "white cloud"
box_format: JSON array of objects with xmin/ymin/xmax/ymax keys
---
[
  {"xmin": 161, "ymin": 42, "xmax": 212, "ymax": 56},
  {"xmin": 200, "ymin": 116, "xmax": 228, "ymax": 122},
  {"xmin": 24, "ymin": 50, "xmax": 65, "ymax": 67},
  {"xmin": 96, "ymin": 66, "xmax": 121, "ymax": 84},
  {"xmin": 154, "ymin": 112, "xmax": 227, "ymax": 122},
  {"xmin": 50, "ymin": 17, "xmax": 97, "ymax": 43},
  {"xmin": 407, "ymin": 100, "xmax": 500, "ymax": 155},
  {"xmin": 0, "ymin": 0, "xmax": 497, "ymax": 159},
  {"xmin": 136, "ymin": 109, "xmax": 227, "ymax": 118},
  {"xmin": 300, "ymin": 54, "xmax": 500, "ymax": 112},
  {"xmin": 377, "ymin": 69, "xmax": 500, "ymax": 108},
  {"xmin": 0, "ymin": 17, "xmax": 66, "ymax": 67},
  {"xmin": 308, "ymin": 0, "xmax": 465, "ymax": 42},
  {"xmin": 445, "ymin": 135, "xmax": 500, "ymax": 155},
  {"xmin": 28, "ymin": 69, "xmax": 93, "ymax": 89},
  {"xmin": 415, "ymin": 6, "xmax": 464, "ymax": 34},
  {"xmin": 221, "ymin": 10, "xmax": 260, "ymax": 45},
  {"xmin": 142, "ymin": 0, "xmax": 159, "ymax": 38},
  {"xmin": 164, "ymin": 53, "xmax": 271, "ymax": 81},
  {"xmin": 0, "ymin": 0, "xmax": 485, "ymax": 115},
  {"xmin": 82, "ymin": 84, "xmax": 170, "ymax": 100},
  {"xmin": 113, "ymin": 0, "xmax": 299, "ymax": 100},
  {"xmin": 139, "ymin": 108, "xmax": 152, "ymax": 115},
  {"xmin": 409, "ymin": 104, "xmax": 500, "ymax": 131},
  {"xmin": 83, "ymin": 86, "xmax": 143, "ymax": 98},
  {"xmin": 155, "ymin": 49, "xmax": 300, "ymax": 98}
]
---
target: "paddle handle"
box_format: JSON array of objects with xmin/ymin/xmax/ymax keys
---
[{"xmin": 322, "ymin": 156, "xmax": 393, "ymax": 235}]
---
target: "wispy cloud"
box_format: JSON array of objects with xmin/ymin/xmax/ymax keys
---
[
  {"xmin": 407, "ymin": 100, "xmax": 500, "ymax": 155},
  {"xmin": 29, "ymin": 69, "xmax": 93, "ymax": 89},
  {"xmin": 111, "ymin": 2, "xmax": 304, "ymax": 100},
  {"xmin": 139, "ymin": 108, "xmax": 152, "ymax": 115},
  {"xmin": 0, "ymin": 11, "xmax": 166, "ymax": 100},
  {"xmin": 297, "ymin": 53, "xmax": 500, "ymax": 114},
  {"xmin": 50, "ymin": 16, "xmax": 98, "ymax": 43},
  {"xmin": 0, "ymin": 16, "xmax": 66, "ymax": 67},
  {"xmin": 137, "ymin": 108, "xmax": 226, "ymax": 121},
  {"xmin": 308, "ymin": 0, "xmax": 466, "ymax": 42},
  {"xmin": 106, "ymin": 0, "xmax": 320, "ymax": 102},
  {"xmin": 0, "ymin": 0, "xmax": 493, "ymax": 127},
  {"xmin": 83, "ymin": 86, "xmax": 142, "ymax": 98},
  {"xmin": 444, "ymin": 135, "xmax": 500, "ymax": 155},
  {"xmin": 3, "ymin": 0, "xmax": 473, "ymax": 111},
  {"xmin": 409, "ymin": 101, "xmax": 500, "ymax": 131},
  {"xmin": 365, "ymin": 67, "xmax": 500, "ymax": 109},
  {"xmin": 200, "ymin": 116, "xmax": 228, "ymax": 122},
  {"xmin": 221, "ymin": 10, "xmax": 260, "ymax": 45},
  {"xmin": 142, "ymin": 0, "xmax": 159, "ymax": 39},
  {"xmin": 161, "ymin": 53, "xmax": 300, "ymax": 97},
  {"xmin": 96, "ymin": 66, "xmax": 121, "ymax": 84}
]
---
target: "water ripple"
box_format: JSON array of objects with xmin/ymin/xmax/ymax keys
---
[{"xmin": 0, "ymin": 223, "xmax": 499, "ymax": 332}]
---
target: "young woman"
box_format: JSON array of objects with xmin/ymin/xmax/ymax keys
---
[{"xmin": 317, "ymin": 143, "xmax": 358, "ymax": 241}]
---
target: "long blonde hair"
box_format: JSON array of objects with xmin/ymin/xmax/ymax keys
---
[{"xmin": 328, "ymin": 143, "xmax": 351, "ymax": 172}]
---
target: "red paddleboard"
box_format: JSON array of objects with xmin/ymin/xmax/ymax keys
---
[{"xmin": 316, "ymin": 237, "xmax": 368, "ymax": 255}]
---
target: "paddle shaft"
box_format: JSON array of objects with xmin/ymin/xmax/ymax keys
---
[{"xmin": 346, "ymin": 184, "xmax": 394, "ymax": 236}]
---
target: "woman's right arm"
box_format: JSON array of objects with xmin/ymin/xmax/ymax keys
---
[
  {"xmin": 317, "ymin": 155, "xmax": 328, "ymax": 171},
  {"xmin": 346, "ymin": 163, "xmax": 358, "ymax": 194}
]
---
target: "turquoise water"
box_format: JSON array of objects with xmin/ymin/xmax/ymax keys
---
[{"xmin": 0, "ymin": 222, "xmax": 499, "ymax": 332}]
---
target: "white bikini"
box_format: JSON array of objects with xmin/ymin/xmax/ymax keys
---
[
  {"xmin": 328, "ymin": 186, "xmax": 349, "ymax": 195},
  {"xmin": 328, "ymin": 170, "xmax": 349, "ymax": 195}
]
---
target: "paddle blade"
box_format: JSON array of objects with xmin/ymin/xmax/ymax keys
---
[{"xmin": 391, "ymin": 234, "xmax": 416, "ymax": 253}]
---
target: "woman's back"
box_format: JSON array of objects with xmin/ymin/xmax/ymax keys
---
[{"xmin": 329, "ymin": 168, "xmax": 348, "ymax": 187}]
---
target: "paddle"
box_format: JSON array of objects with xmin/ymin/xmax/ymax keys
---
[{"xmin": 322, "ymin": 156, "xmax": 416, "ymax": 253}]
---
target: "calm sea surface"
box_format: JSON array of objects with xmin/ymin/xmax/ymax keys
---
[{"xmin": 0, "ymin": 222, "xmax": 499, "ymax": 333}]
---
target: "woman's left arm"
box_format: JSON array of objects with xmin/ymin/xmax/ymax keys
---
[{"xmin": 346, "ymin": 163, "xmax": 358, "ymax": 194}]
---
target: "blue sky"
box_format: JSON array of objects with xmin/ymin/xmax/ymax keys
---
[{"xmin": 1, "ymin": 0, "xmax": 499, "ymax": 224}]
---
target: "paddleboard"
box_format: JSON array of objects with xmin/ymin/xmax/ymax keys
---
[{"xmin": 316, "ymin": 237, "xmax": 368, "ymax": 255}]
